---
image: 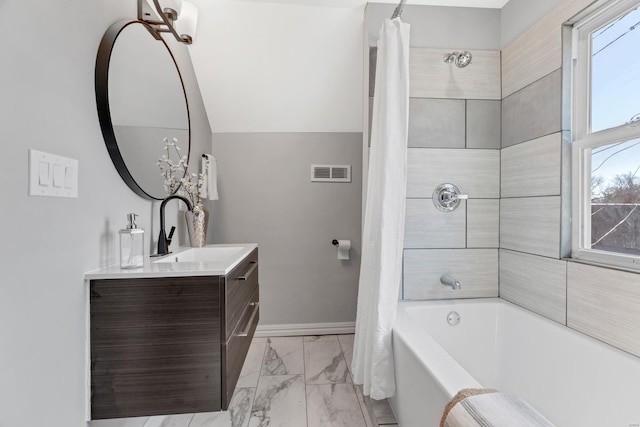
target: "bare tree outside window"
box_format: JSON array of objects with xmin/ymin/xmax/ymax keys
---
[{"xmin": 592, "ymin": 172, "xmax": 640, "ymax": 255}]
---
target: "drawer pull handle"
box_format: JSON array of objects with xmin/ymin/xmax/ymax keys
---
[
  {"xmin": 238, "ymin": 262, "xmax": 258, "ymax": 281},
  {"xmin": 236, "ymin": 302, "xmax": 260, "ymax": 337}
]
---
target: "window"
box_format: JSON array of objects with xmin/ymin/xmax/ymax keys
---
[{"xmin": 571, "ymin": 0, "xmax": 640, "ymax": 269}]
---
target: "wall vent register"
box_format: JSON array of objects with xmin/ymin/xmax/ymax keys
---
[{"xmin": 311, "ymin": 164, "xmax": 351, "ymax": 183}]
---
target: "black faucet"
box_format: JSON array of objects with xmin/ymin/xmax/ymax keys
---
[{"xmin": 156, "ymin": 195, "xmax": 193, "ymax": 256}]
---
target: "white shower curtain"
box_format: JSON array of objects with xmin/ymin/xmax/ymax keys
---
[{"xmin": 352, "ymin": 17, "xmax": 410, "ymax": 400}]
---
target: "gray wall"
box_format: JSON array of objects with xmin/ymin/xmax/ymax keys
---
[
  {"xmin": 189, "ymin": 2, "xmax": 366, "ymax": 330},
  {"xmin": 500, "ymin": 0, "xmax": 562, "ymax": 46},
  {"xmin": 366, "ymin": 4, "xmax": 501, "ymax": 49},
  {"xmin": 0, "ymin": 1, "xmax": 210, "ymax": 426},
  {"xmin": 210, "ymin": 133, "xmax": 362, "ymax": 326}
]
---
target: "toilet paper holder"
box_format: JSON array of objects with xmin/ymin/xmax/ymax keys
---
[{"xmin": 332, "ymin": 239, "xmax": 351, "ymax": 260}]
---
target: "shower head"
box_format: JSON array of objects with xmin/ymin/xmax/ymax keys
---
[{"xmin": 443, "ymin": 51, "xmax": 472, "ymax": 68}]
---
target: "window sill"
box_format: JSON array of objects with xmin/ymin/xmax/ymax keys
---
[{"xmin": 563, "ymin": 256, "xmax": 640, "ymax": 276}]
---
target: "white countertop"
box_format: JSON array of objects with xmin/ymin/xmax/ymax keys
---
[{"xmin": 84, "ymin": 243, "xmax": 258, "ymax": 280}]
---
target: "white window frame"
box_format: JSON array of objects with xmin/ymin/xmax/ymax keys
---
[{"xmin": 571, "ymin": 0, "xmax": 640, "ymax": 270}]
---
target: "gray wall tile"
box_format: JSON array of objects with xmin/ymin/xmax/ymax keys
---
[
  {"xmin": 466, "ymin": 100, "xmax": 501, "ymax": 149},
  {"xmin": 500, "ymin": 249, "xmax": 567, "ymax": 324},
  {"xmin": 500, "ymin": 196, "xmax": 561, "ymax": 258},
  {"xmin": 408, "ymin": 99, "xmax": 466, "ymax": 148},
  {"xmin": 405, "ymin": 198, "xmax": 466, "ymax": 249},
  {"xmin": 502, "ymin": 69, "xmax": 562, "ymax": 147},
  {"xmin": 568, "ymin": 262, "xmax": 640, "ymax": 358},
  {"xmin": 467, "ymin": 199, "xmax": 499, "ymax": 248},
  {"xmin": 407, "ymin": 148, "xmax": 500, "ymax": 198},
  {"xmin": 501, "ymin": 132, "xmax": 561, "ymax": 197},
  {"xmin": 404, "ymin": 249, "xmax": 498, "ymax": 300}
]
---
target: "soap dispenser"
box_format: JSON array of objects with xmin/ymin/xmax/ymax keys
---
[{"xmin": 120, "ymin": 213, "xmax": 145, "ymax": 269}]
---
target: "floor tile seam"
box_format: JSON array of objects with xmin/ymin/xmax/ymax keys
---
[
  {"xmin": 304, "ymin": 382, "xmax": 354, "ymax": 385},
  {"xmin": 247, "ymin": 386, "xmax": 259, "ymax": 426},
  {"xmin": 259, "ymin": 337, "xmax": 272, "ymax": 377},
  {"xmin": 255, "ymin": 338, "xmax": 269, "ymax": 387},
  {"xmin": 337, "ymin": 335, "xmax": 353, "ymax": 374},
  {"xmin": 172, "ymin": 413, "xmax": 194, "ymax": 427},
  {"xmin": 255, "ymin": 373, "xmax": 304, "ymax": 379},
  {"xmin": 259, "ymin": 369, "xmax": 298, "ymax": 376},
  {"xmin": 307, "ymin": 382, "xmax": 358, "ymax": 389},
  {"xmin": 357, "ymin": 390, "xmax": 374, "ymax": 427},
  {"xmin": 261, "ymin": 372, "xmax": 305, "ymax": 377},
  {"xmin": 248, "ymin": 338, "xmax": 273, "ymax": 421},
  {"xmin": 303, "ymin": 334, "xmax": 310, "ymax": 427}
]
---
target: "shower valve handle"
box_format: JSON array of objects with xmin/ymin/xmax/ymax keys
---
[
  {"xmin": 448, "ymin": 192, "xmax": 468, "ymax": 200},
  {"xmin": 433, "ymin": 183, "xmax": 467, "ymax": 212}
]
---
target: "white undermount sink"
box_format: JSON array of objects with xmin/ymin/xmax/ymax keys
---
[{"xmin": 153, "ymin": 246, "xmax": 245, "ymax": 264}]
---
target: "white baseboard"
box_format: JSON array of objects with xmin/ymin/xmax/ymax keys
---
[{"xmin": 254, "ymin": 321, "xmax": 355, "ymax": 337}]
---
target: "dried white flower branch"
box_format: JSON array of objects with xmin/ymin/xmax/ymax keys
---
[
  {"xmin": 156, "ymin": 137, "xmax": 188, "ymax": 196},
  {"xmin": 156, "ymin": 137, "xmax": 206, "ymax": 206},
  {"xmin": 181, "ymin": 172, "xmax": 207, "ymax": 206}
]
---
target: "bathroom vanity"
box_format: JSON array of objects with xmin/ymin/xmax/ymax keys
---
[{"xmin": 85, "ymin": 244, "xmax": 259, "ymax": 420}]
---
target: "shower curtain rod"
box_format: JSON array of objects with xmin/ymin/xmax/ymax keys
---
[{"xmin": 391, "ymin": 0, "xmax": 407, "ymax": 19}]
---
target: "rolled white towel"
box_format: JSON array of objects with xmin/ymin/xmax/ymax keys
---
[{"xmin": 441, "ymin": 389, "xmax": 555, "ymax": 427}]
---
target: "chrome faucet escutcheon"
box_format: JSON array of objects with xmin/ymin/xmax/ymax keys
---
[{"xmin": 432, "ymin": 183, "xmax": 468, "ymax": 212}]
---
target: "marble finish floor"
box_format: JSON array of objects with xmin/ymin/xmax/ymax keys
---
[{"xmin": 89, "ymin": 334, "xmax": 371, "ymax": 427}]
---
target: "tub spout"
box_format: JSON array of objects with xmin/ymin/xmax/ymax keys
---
[{"xmin": 440, "ymin": 273, "xmax": 461, "ymax": 290}]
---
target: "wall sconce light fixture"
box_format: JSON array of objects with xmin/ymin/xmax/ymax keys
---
[{"xmin": 138, "ymin": 0, "xmax": 198, "ymax": 45}]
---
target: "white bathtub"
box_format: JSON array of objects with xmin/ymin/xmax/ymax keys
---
[{"xmin": 389, "ymin": 298, "xmax": 640, "ymax": 427}]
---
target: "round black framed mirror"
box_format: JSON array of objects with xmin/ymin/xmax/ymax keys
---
[{"xmin": 95, "ymin": 20, "xmax": 191, "ymax": 200}]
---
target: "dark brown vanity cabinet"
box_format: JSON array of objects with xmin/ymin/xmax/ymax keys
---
[{"xmin": 89, "ymin": 249, "xmax": 259, "ymax": 420}]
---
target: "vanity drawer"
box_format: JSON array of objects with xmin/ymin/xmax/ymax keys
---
[
  {"xmin": 222, "ymin": 285, "xmax": 260, "ymax": 408},
  {"xmin": 224, "ymin": 248, "xmax": 258, "ymax": 341}
]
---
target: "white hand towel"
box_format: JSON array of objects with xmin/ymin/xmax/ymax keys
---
[
  {"xmin": 201, "ymin": 154, "xmax": 219, "ymax": 201},
  {"xmin": 200, "ymin": 155, "xmax": 208, "ymax": 199}
]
